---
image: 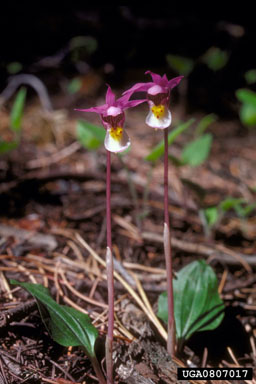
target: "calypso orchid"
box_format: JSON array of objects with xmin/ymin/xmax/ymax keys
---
[
  {"xmin": 124, "ymin": 71, "xmax": 183, "ymax": 129},
  {"xmin": 76, "ymin": 85, "xmax": 145, "ymax": 384},
  {"xmin": 76, "ymin": 85, "xmax": 146, "ymax": 153},
  {"xmin": 124, "ymin": 71, "xmax": 183, "ymax": 357}
]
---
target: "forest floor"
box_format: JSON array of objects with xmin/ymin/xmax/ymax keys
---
[{"xmin": 0, "ymin": 80, "xmax": 256, "ymax": 383}]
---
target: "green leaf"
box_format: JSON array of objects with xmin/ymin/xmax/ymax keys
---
[
  {"xmin": 10, "ymin": 280, "xmax": 98, "ymax": 359},
  {"xmin": 145, "ymin": 118, "xmax": 195, "ymax": 163},
  {"xmin": 219, "ymin": 197, "xmax": 245, "ymax": 212},
  {"xmin": 168, "ymin": 153, "xmax": 184, "ymax": 166},
  {"xmin": 70, "ymin": 36, "xmax": 98, "ymax": 56},
  {"xmin": 235, "ymin": 203, "xmax": 256, "ymax": 218},
  {"xmin": 202, "ymin": 47, "xmax": 229, "ymax": 71},
  {"xmin": 244, "ymin": 69, "xmax": 256, "ymax": 85},
  {"xmin": 236, "ymin": 89, "xmax": 256, "ymax": 107},
  {"xmin": 67, "ymin": 78, "xmax": 82, "ymax": 94},
  {"xmin": 195, "ymin": 114, "xmax": 217, "ymax": 136},
  {"xmin": 10, "ymin": 87, "xmax": 27, "ymax": 132},
  {"xmin": 158, "ymin": 260, "xmax": 224, "ymax": 341},
  {"xmin": 181, "ymin": 133, "xmax": 212, "ymax": 166},
  {"xmin": 166, "ymin": 54, "xmax": 194, "ymax": 76},
  {"xmin": 0, "ymin": 140, "xmax": 18, "ymax": 153},
  {"xmin": 77, "ymin": 120, "xmax": 105, "ymax": 150},
  {"xmin": 240, "ymin": 104, "xmax": 256, "ymax": 127},
  {"xmin": 203, "ymin": 206, "xmax": 219, "ymax": 227},
  {"xmin": 7, "ymin": 62, "xmax": 23, "ymax": 75}
]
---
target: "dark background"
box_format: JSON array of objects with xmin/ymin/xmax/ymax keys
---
[{"xmin": 1, "ymin": 6, "xmax": 256, "ymax": 116}]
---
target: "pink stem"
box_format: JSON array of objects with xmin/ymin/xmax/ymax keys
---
[
  {"xmin": 106, "ymin": 151, "xmax": 112, "ymax": 251},
  {"xmin": 106, "ymin": 150, "xmax": 114, "ymax": 384},
  {"xmin": 164, "ymin": 128, "xmax": 176, "ymax": 356}
]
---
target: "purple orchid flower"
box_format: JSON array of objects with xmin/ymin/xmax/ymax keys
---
[
  {"xmin": 124, "ymin": 71, "xmax": 183, "ymax": 129},
  {"xmin": 76, "ymin": 85, "xmax": 146, "ymax": 153}
]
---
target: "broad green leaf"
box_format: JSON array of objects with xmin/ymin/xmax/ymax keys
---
[
  {"xmin": 244, "ymin": 69, "xmax": 256, "ymax": 85},
  {"xmin": 145, "ymin": 118, "xmax": 195, "ymax": 163},
  {"xmin": 10, "ymin": 280, "xmax": 98, "ymax": 359},
  {"xmin": 181, "ymin": 133, "xmax": 212, "ymax": 166},
  {"xmin": 77, "ymin": 120, "xmax": 105, "ymax": 150},
  {"xmin": 158, "ymin": 260, "xmax": 224, "ymax": 341},
  {"xmin": 240, "ymin": 104, "xmax": 256, "ymax": 126},
  {"xmin": 10, "ymin": 87, "xmax": 27, "ymax": 132},
  {"xmin": 219, "ymin": 197, "xmax": 245, "ymax": 212},
  {"xmin": 195, "ymin": 114, "xmax": 217, "ymax": 136},
  {"xmin": 166, "ymin": 54, "xmax": 194, "ymax": 76},
  {"xmin": 236, "ymin": 89, "xmax": 256, "ymax": 107},
  {"xmin": 202, "ymin": 47, "xmax": 229, "ymax": 71},
  {"xmin": 0, "ymin": 140, "xmax": 18, "ymax": 153}
]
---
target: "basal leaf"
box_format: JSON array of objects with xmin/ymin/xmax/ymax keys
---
[
  {"xmin": 77, "ymin": 120, "xmax": 105, "ymax": 150},
  {"xmin": 181, "ymin": 133, "xmax": 212, "ymax": 166},
  {"xmin": 157, "ymin": 260, "xmax": 224, "ymax": 342},
  {"xmin": 10, "ymin": 87, "xmax": 27, "ymax": 132},
  {"xmin": 10, "ymin": 280, "xmax": 98, "ymax": 358},
  {"xmin": 145, "ymin": 118, "xmax": 195, "ymax": 163}
]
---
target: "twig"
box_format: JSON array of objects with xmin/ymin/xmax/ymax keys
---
[
  {"xmin": 59, "ymin": 271, "xmax": 108, "ymax": 309},
  {"xmin": 26, "ymin": 141, "xmax": 81, "ymax": 169},
  {"xmin": 44, "ymin": 357, "xmax": 76, "ymax": 382},
  {"xmin": 0, "ymin": 300, "xmax": 37, "ymax": 329},
  {"xmin": 0, "ymin": 224, "xmax": 57, "ymax": 251},
  {"xmin": 76, "ymin": 234, "xmax": 168, "ymax": 341},
  {"xmin": 0, "ymin": 74, "xmax": 52, "ymax": 112},
  {"xmin": 142, "ymin": 231, "xmax": 255, "ymax": 270}
]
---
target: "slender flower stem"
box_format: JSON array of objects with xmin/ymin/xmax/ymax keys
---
[
  {"xmin": 106, "ymin": 151, "xmax": 112, "ymax": 251},
  {"xmin": 106, "ymin": 150, "xmax": 114, "ymax": 384},
  {"xmin": 163, "ymin": 128, "xmax": 176, "ymax": 356}
]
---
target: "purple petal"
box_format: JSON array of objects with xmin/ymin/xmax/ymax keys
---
[
  {"xmin": 105, "ymin": 85, "xmax": 116, "ymax": 105},
  {"xmin": 168, "ymin": 75, "xmax": 184, "ymax": 90},
  {"xmin": 162, "ymin": 74, "xmax": 168, "ymax": 83},
  {"xmin": 145, "ymin": 70, "xmax": 163, "ymax": 84},
  {"xmin": 117, "ymin": 93, "xmax": 146, "ymax": 109},
  {"xmin": 75, "ymin": 105, "xmax": 108, "ymax": 114},
  {"xmin": 116, "ymin": 92, "xmax": 132, "ymax": 105},
  {"xmin": 123, "ymin": 82, "xmax": 153, "ymax": 95},
  {"xmin": 121, "ymin": 99, "xmax": 147, "ymax": 110}
]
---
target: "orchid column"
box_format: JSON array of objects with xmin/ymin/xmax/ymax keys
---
[
  {"xmin": 124, "ymin": 71, "xmax": 183, "ymax": 356},
  {"xmin": 76, "ymin": 86, "xmax": 145, "ymax": 384}
]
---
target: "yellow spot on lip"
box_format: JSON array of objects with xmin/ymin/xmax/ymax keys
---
[
  {"xmin": 152, "ymin": 104, "xmax": 165, "ymax": 119},
  {"xmin": 109, "ymin": 126, "xmax": 123, "ymax": 141}
]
